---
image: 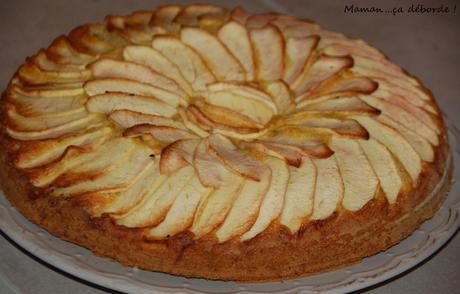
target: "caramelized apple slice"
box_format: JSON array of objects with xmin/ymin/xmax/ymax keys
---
[
  {"xmin": 279, "ymin": 157, "xmax": 316, "ymax": 234},
  {"xmin": 180, "ymin": 27, "xmax": 246, "ymax": 81},
  {"xmin": 249, "ymin": 24, "xmax": 284, "ymax": 81},
  {"xmin": 11, "ymin": 83, "xmax": 84, "ymax": 98},
  {"xmin": 208, "ymin": 134, "xmax": 267, "ymax": 181},
  {"xmin": 292, "ymin": 55, "xmax": 353, "ymax": 98},
  {"xmin": 284, "ymin": 35, "xmax": 319, "ymax": 84},
  {"xmin": 359, "ymin": 138, "xmax": 402, "ymax": 204},
  {"xmin": 152, "ymin": 36, "xmax": 216, "ymax": 91},
  {"xmin": 310, "ymin": 156, "xmax": 344, "ymax": 220},
  {"xmin": 109, "ymin": 110, "xmax": 186, "ymax": 129},
  {"xmin": 89, "ymin": 59, "xmax": 185, "ymax": 96},
  {"xmin": 173, "ymin": 4, "xmax": 226, "ymax": 26},
  {"xmin": 86, "ymin": 93, "xmax": 176, "ymax": 117},
  {"xmin": 230, "ymin": 7, "xmax": 251, "ymax": 24},
  {"xmin": 379, "ymin": 115, "xmax": 433, "ymax": 162},
  {"xmin": 17, "ymin": 63, "xmax": 91, "ymax": 85},
  {"xmin": 361, "ymin": 95, "xmax": 438, "ymax": 145},
  {"xmin": 241, "ymin": 157, "xmax": 289, "ymax": 241},
  {"xmin": 146, "ymin": 175, "xmax": 212, "ymax": 239},
  {"xmin": 123, "ymin": 45, "xmax": 193, "ymax": 95},
  {"xmin": 261, "ymin": 80, "xmax": 295, "ymax": 114},
  {"xmin": 215, "ymin": 167, "xmax": 271, "ymax": 243},
  {"xmin": 330, "ymin": 136, "xmax": 379, "ymax": 211},
  {"xmin": 306, "ymin": 76, "xmax": 378, "ymax": 101},
  {"xmin": 7, "ymin": 114, "xmax": 103, "ymax": 141},
  {"xmin": 84, "ymin": 78, "xmax": 182, "ymax": 107},
  {"xmin": 297, "ymin": 96, "xmax": 380, "ymax": 115},
  {"xmin": 123, "ymin": 124, "xmax": 197, "ymax": 144},
  {"xmin": 46, "ymin": 36, "xmax": 96, "ymax": 66},
  {"xmin": 239, "ymin": 140, "xmax": 303, "ymax": 167},
  {"xmin": 115, "ymin": 165, "xmax": 195, "ymax": 227},
  {"xmin": 160, "ymin": 139, "xmax": 200, "ymax": 175},
  {"xmin": 217, "ymin": 21, "xmax": 255, "ymax": 80},
  {"xmin": 354, "ymin": 116, "xmax": 421, "ymax": 183},
  {"xmin": 16, "ymin": 126, "xmax": 112, "ymax": 171},
  {"xmin": 149, "ymin": 5, "xmax": 182, "ymax": 27}
]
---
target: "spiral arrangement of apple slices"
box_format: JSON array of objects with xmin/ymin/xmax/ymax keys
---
[{"xmin": 4, "ymin": 4, "xmax": 443, "ymax": 242}]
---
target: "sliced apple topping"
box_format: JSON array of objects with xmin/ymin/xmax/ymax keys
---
[
  {"xmin": 284, "ymin": 35, "xmax": 319, "ymax": 84},
  {"xmin": 51, "ymin": 141, "xmax": 152, "ymax": 196},
  {"xmin": 329, "ymin": 136, "xmax": 379, "ymax": 212},
  {"xmin": 310, "ymin": 156, "xmax": 343, "ymax": 220},
  {"xmin": 259, "ymin": 80, "xmax": 295, "ymax": 114},
  {"xmin": 94, "ymin": 159, "xmax": 164, "ymax": 216},
  {"xmin": 297, "ymin": 96, "xmax": 380, "ymax": 115},
  {"xmin": 215, "ymin": 166, "xmax": 271, "ymax": 243},
  {"xmin": 86, "ymin": 93, "xmax": 176, "ymax": 117},
  {"xmin": 239, "ymin": 140, "xmax": 303, "ymax": 167},
  {"xmin": 46, "ymin": 36, "xmax": 96, "ymax": 66},
  {"xmin": 89, "ymin": 58, "xmax": 185, "ymax": 96},
  {"xmin": 149, "ymin": 5, "xmax": 182, "ymax": 27},
  {"xmin": 241, "ymin": 156, "xmax": 289, "ymax": 241},
  {"xmin": 7, "ymin": 113, "xmax": 104, "ymax": 141},
  {"xmin": 279, "ymin": 157, "xmax": 316, "ymax": 234},
  {"xmin": 15, "ymin": 126, "xmax": 112, "ymax": 170},
  {"xmin": 354, "ymin": 116, "xmax": 422, "ymax": 183},
  {"xmin": 115, "ymin": 165, "xmax": 195, "ymax": 228},
  {"xmin": 109, "ymin": 109, "xmax": 186, "ymax": 129},
  {"xmin": 146, "ymin": 174, "xmax": 212, "ymax": 239},
  {"xmin": 361, "ymin": 95, "xmax": 438, "ymax": 146},
  {"xmin": 151, "ymin": 36, "xmax": 216, "ymax": 91},
  {"xmin": 123, "ymin": 124, "xmax": 197, "ymax": 144},
  {"xmin": 11, "ymin": 83, "xmax": 85, "ymax": 98},
  {"xmin": 292, "ymin": 55, "xmax": 353, "ymax": 99},
  {"xmin": 359, "ymin": 138, "xmax": 402, "ymax": 204},
  {"xmin": 306, "ymin": 76, "xmax": 378, "ymax": 101},
  {"xmin": 180, "ymin": 27, "xmax": 246, "ymax": 81},
  {"xmin": 249, "ymin": 24, "xmax": 284, "ymax": 81},
  {"xmin": 18, "ymin": 63, "xmax": 91, "ymax": 85},
  {"xmin": 122, "ymin": 45, "xmax": 193, "ymax": 95},
  {"xmin": 208, "ymin": 134, "xmax": 268, "ymax": 181},
  {"xmin": 33, "ymin": 50, "xmax": 86, "ymax": 72},
  {"xmin": 173, "ymin": 4, "xmax": 226, "ymax": 26},
  {"xmin": 85, "ymin": 78, "xmax": 182, "ymax": 107},
  {"xmin": 160, "ymin": 139, "xmax": 200, "ymax": 175},
  {"xmin": 217, "ymin": 21, "xmax": 255, "ymax": 80}
]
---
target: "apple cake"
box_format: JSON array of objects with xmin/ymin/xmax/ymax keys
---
[{"xmin": 0, "ymin": 4, "xmax": 452, "ymax": 281}]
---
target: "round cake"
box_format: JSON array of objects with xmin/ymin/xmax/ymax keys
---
[{"xmin": 0, "ymin": 4, "xmax": 452, "ymax": 281}]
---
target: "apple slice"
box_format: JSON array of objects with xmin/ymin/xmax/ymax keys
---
[
  {"xmin": 51, "ymin": 143, "xmax": 152, "ymax": 196},
  {"xmin": 177, "ymin": 107, "xmax": 210, "ymax": 138},
  {"xmin": 68, "ymin": 23, "xmax": 126, "ymax": 55},
  {"xmin": 33, "ymin": 50, "xmax": 85, "ymax": 72},
  {"xmin": 97, "ymin": 159, "xmax": 165, "ymax": 216},
  {"xmin": 310, "ymin": 156, "xmax": 343, "ymax": 220},
  {"xmin": 173, "ymin": 4, "xmax": 226, "ymax": 26},
  {"xmin": 361, "ymin": 95, "xmax": 438, "ymax": 145},
  {"xmin": 292, "ymin": 54, "xmax": 353, "ymax": 98},
  {"xmin": 329, "ymin": 136, "xmax": 379, "ymax": 211},
  {"xmin": 261, "ymin": 80, "xmax": 295, "ymax": 114},
  {"xmin": 359, "ymin": 138, "xmax": 402, "ymax": 204},
  {"xmin": 249, "ymin": 24, "xmax": 284, "ymax": 81},
  {"xmin": 89, "ymin": 59, "xmax": 184, "ymax": 96},
  {"xmin": 297, "ymin": 96, "xmax": 380, "ymax": 115},
  {"xmin": 46, "ymin": 36, "xmax": 96, "ymax": 66},
  {"xmin": 180, "ymin": 27, "xmax": 246, "ymax": 81},
  {"xmin": 151, "ymin": 35, "xmax": 216, "ymax": 91},
  {"xmin": 6, "ymin": 104, "xmax": 87, "ymax": 131},
  {"xmin": 7, "ymin": 113, "xmax": 103, "ymax": 141},
  {"xmin": 279, "ymin": 157, "xmax": 316, "ymax": 234},
  {"xmin": 217, "ymin": 21, "xmax": 255, "ymax": 80},
  {"xmin": 146, "ymin": 174, "xmax": 212, "ymax": 239},
  {"xmin": 122, "ymin": 45, "xmax": 193, "ymax": 95},
  {"xmin": 115, "ymin": 165, "xmax": 195, "ymax": 228},
  {"xmin": 215, "ymin": 167, "xmax": 271, "ymax": 243},
  {"xmin": 318, "ymin": 38, "xmax": 385, "ymax": 60},
  {"xmin": 204, "ymin": 91, "xmax": 275, "ymax": 125},
  {"xmin": 18, "ymin": 63, "xmax": 91, "ymax": 85},
  {"xmin": 109, "ymin": 109, "xmax": 186, "ymax": 129},
  {"xmin": 85, "ymin": 93, "xmax": 176, "ymax": 117},
  {"xmin": 284, "ymin": 35, "xmax": 319, "ymax": 84},
  {"xmin": 208, "ymin": 133, "xmax": 268, "ymax": 181},
  {"xmin": 11, "ymin": 84, "xmax": 85, "ymax": 98},
  {"xmin": 16, "ymin": 126, "xmax": 112, "ymax": 171},
  {"xmin": 149, "ymin": 5, "xmax": 182, "ymax": 26},
  {"xmin": 239, "ymin": 140, "xmax": 303, "ymax": 167},
  {"xmin": 123, "ymin": 124, "xmax": 197, "ymax": 144},
  {"xmin": 160, "ymin": 139, "xmax": 200, "ymax": 175},
  {"xmin": 241, "ymin": 156, "xmax": 289, "ymax": 241},
  {"xmin": 306, "ymin": 76, "xmax": 378, "ymax": 101},
  {"xmin": 8, "ymin": 92, "xmax": 86, "ymax": 117},
  {"xmin": 378, "ymin": 115, "xmax": 434, "ymax": 162},
  {"xmin": 354, "ymin": 116, "xmax": 421, "ymax": 183}
]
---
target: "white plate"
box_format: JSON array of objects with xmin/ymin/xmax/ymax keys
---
[{"xmin": 1, "ymin": 116, "xmax": 459, "ymax": 294}]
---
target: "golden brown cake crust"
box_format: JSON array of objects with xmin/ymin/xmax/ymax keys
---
[
  {"xmin": 0, "ymin": 113, "xmax": 452, "ymax": 280},
  {"xmin": 0, "ymin": 5, "xmax": 453, "ymax": 281}
]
